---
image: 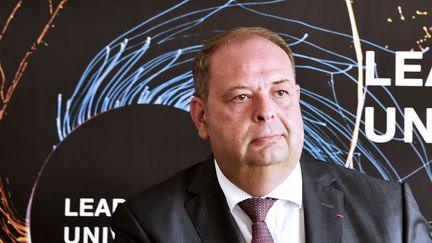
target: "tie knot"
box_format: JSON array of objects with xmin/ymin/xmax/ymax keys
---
[{"xmin": 238, "ymin": 197, "xmax": 277, "ymax": 222}]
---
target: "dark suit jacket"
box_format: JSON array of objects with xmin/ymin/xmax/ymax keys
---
[{"xmin": 111, "ymin": 154, "xmax": 432, "ymax": 242}]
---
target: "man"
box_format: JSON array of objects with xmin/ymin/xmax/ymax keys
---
[{"xmin": 111, "ymin": 27, "xmax": 432, "ymax": 242}]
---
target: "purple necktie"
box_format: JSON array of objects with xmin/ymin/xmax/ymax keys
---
[{"xmin": 238, "ymin": 197, "xmax": 277, "ymax": 243}]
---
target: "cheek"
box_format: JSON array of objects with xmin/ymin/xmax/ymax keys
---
[
  {"xmin": 207, "ymin": 109, "xmax": 236, "ymax": 135},
  {"xmin": 210, "ymin": 116, "xmax": 250, "ymax": 147},
  {"xmin": 214, "ymin": 105, "xmax": 250, "ymax": 127},
  {"xmin": 280, "ymin": 107, "xmax": 303, "ymax": 131},
  {"xmin": 207, "ymin": 103, "xmax": 254, "ymax": 142}
]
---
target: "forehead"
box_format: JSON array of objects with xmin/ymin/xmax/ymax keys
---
[
  {"xmin": 209, "ymin": 36, "xmax": 294, "ymax": 87},
  {"xmin": 211, "ymin": 35, "xmax": 290, "ymax": 64}
]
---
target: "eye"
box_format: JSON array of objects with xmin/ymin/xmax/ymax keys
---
[
  {"xmin": 275, "ymin": 90, "xmax": 288, "ymax": 97},
  {"xmin": 234, "ymin": 94, "xmax": 249, "ymax": 101}
]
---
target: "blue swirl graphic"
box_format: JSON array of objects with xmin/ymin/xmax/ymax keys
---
[{"xmin": 56, "ymin": 0, "xmax": 431, "ymax": 183}]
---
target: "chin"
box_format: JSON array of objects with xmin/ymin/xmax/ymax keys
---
[{"xmin": 246, "ymin": 151, "xmax": 288, "ymax": 167}]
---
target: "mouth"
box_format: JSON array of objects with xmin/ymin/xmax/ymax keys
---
[{"xmin": 251, "ymin": 134, "xmax": 284, "ymax": 145}]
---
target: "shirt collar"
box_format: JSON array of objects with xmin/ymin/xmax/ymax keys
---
[{"xmin": 214, "ymin": 159, "xmax": 303, "ymax": 211}]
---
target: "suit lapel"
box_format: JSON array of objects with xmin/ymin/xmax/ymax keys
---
[
  {"xmin": 301, "ymin": 155, "xmax": 344, "ymax": 243},
  {"xmin": 185, "ymin": 159, "xmax": 242, "ymax": 243}
]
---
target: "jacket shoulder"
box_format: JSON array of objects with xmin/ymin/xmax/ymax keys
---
[
  {"xmin": 300, "ymin": 153, "xmax": 401, "ymax": 198},
  {"xmin": 125, "ymin": 160, "xmax": 206, "ymax": 209}
]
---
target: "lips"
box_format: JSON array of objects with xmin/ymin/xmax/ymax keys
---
[{"xmin": 251, "ymin": 134, "xmax": 283, "ymax": 144}]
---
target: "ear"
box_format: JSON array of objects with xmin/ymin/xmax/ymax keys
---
[
  {"xmin": 190, "ymin": 96, "xmax": 209, "ymax": 140},
  {"xmin": 295, "ymin": 84, "xmax": 301, "ymax": 99}
]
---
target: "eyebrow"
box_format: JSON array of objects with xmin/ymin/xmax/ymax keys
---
[
  {"xmin": 273, "ymin": 79, "xmax": 294, "ymax": 85},
  {"xmin": 226, "ymin": 79, "xmax": 293, "ymax": 91},
  {"xmin": 222, "ymin": 86, "xmax": 250, "ymax": 100},
  {"xmin": 222, "ymin": 79, "xmax": 294, "ymax": 99}
]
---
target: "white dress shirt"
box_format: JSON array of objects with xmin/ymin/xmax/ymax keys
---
[{"xmin": 215, "ymin": 160, "xmax": 305, "ymax": 243}]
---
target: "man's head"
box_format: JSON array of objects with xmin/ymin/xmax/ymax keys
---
[
  {"xmin": 190, "ymin": 27, "xmax": 303, "ymax": 195},
  {"xmin": 193, "ymin": 27, "xmax": 295, "ymax": 102}
]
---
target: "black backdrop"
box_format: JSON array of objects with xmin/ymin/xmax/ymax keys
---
[{"xmin": 1, "ymin": 1, "xmax": 431, "ymax": 242}]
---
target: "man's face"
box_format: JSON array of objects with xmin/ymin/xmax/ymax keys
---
[{"xmin": 191, "ymin": 36, "xmax": 303, "ymax": 175}]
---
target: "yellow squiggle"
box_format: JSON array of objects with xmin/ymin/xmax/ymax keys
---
[
  {"xmin": 398, "ymin": 6, "xmax": 406, "ymax": 20},
  {"xmin": 0, "ymin": 0, "xmax": 68, "ymax": 121},
  {"xmin": 344, "ymin": 0, "xmax": 365, "ymax": 169},
  {"xmin": 0, "ymin": 178, "xmax": 28, "ymax": 242},
  {"xmin": 416, "ymin": 10, "xmax": 428, "ymax": 16}
]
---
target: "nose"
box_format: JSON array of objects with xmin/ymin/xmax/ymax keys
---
[{"xmin": 253, "ymin": 95, "xmax": 275, "ymax": 122}]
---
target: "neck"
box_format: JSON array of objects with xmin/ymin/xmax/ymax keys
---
[{"xmin": 219, "ymin": 162, "xmax": 297, "ymax": 197}]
